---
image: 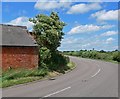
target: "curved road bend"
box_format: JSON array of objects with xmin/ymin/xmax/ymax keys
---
[{"xmin": 2, "ymin": 56, "xmax": 118, "ymax": 97}]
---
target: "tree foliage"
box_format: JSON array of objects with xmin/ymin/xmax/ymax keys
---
[
  {"xmin": 29, "ymin": 12, "xmax": 67, "ymax": 69},
  {"xmin": 29, "ymin": 12, "xmax": 66, "ymax": 51}
]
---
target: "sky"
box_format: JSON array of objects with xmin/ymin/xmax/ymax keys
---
[{"xmin": 2, "ymin": 1, "xmax": 119, "ymax": 51}]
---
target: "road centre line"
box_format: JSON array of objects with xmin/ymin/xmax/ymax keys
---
[
  {"xmin": 43, "ymin": 86, "xmax": 71, "ymax": 97},
  {"xmin": 91, "ymin": 65, "xmax": 101, "ymax": 78}
]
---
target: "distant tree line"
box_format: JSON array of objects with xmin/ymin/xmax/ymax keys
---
[{"xmin": 63, "ymin": 49, "xmax": 120, "ymax": 62}]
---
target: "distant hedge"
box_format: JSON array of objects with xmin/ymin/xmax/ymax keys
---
[{"xmin": 63, "ymin": 50, "xmax": 120, "ymax": 62}]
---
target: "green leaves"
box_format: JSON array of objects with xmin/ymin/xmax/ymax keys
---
[
  {"xmin": 113, "ymin": 51, "xmax": 120, "ymax": 62},
  {"xmin": 63, "ymin": 50, "xmax": 120, "ymax": 63},
  {"xmin": 29, "ymin": 12, "xmax": 66, "ymax": 68},
  {"xmin": 30, "ymin": 11, "xmax": 66, "ymax": 51}
]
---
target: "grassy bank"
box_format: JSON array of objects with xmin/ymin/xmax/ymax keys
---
[{"xmin": 1, "ymin": 61, "xmax": 75, "ymax": 88}]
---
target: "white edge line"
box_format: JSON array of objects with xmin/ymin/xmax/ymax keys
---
[
  {"xmin": 43, "ymin": 87, "xmax": 71, "ymax": 97},
  {"xmin": 91, "ymin": 68, "xmax": 101, "ymax": 78}
]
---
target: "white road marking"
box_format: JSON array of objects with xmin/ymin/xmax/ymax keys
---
[
  {"xmin": 43, "ymin": 87, "xmax": 71, "ymax": 97},
  {"xmin": 91, "ymin": 68, "xmax": 101, "ymax": 78}
]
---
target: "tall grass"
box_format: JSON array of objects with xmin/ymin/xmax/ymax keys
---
[
  {"xmin": 2, "ymin": 68, "xmax": 48, "ymax": 81},
  {"xmin": 1, "ymin": 68, "xmax": 48, "ymax": 87}
]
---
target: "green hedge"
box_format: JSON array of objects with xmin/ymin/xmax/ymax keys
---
[{"xmin": 63, "ymin": 50, "xmax": 120, "ymax": 62}]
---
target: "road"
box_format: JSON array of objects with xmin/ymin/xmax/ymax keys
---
[{"xmin": 2, "ymin": 56, "xmax": 118, "ymax": 97}]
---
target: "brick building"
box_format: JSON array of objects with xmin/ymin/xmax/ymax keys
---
[{"xmin": 1, "ymin": 24, "xmax": 38, "ymax": 70}]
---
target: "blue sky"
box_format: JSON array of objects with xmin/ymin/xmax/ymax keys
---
[{"xmin": 2, "ymin": 1, "xmax": 119, "ymax": 51}]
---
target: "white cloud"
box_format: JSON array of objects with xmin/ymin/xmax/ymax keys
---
[
  {"xmin": 67, "ymin": 3, "xmax": 102, "ymax": 14},
  {"xmin": 82, "ymin": 43, "xmax": 90, "ymax": 47},
  {"xmin": 91, "ymin": 9, "xmax": 119, "ymax": 21},
  {"xmin": 61, "ymin": 37, "xmax": 82, "ymax": 45},
  {"xmin": 59, "ymin": 35, "xmax": 117, "ymax": 51},
  {"xmin": 101, "ymin": 31, "xmax": 117, "ymax": 36},
  {"xmin": 68, "ymin": 24, "xmax": 114, "ymax": 34},
  {"xmin": 34, "ymin": 0, "xmax": 71, "ymax": 11},
  {"xmin": 6, "ymin": 17, "xmax": 34, "ymax": 30},
  {"xmin": 106, "ymin": 37, "xmax": 114, "ymax": 44}
]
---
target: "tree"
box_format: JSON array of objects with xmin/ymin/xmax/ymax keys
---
[
  {"xmin": 29, "ymin": 12, "xmax": 66, "ymax": 67},
  {"xmin": 29, "ymin": 12, "xmax": 66, "ymax": 51}
]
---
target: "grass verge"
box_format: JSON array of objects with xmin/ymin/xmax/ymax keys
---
[
  {"xmin": 1, "ymin": 62, "xmax": 75, "ymax": 88},
  {"xmin": 79, "ymin": 56, "xmax": 119, "ymax": 64}
]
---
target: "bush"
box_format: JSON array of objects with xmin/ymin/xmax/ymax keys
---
[
  {"xmin": 63, "ymin": 50, "xmax": 119, "ymax": 62},
  {"xmin": 39, "ymin": 47, "xmax": 51, "ymax": 69},
  {"xmin": 113, "ymin": 52, "xmax": 120, "ymax": 62},
  {"xmin": 48, "ymin": 52, "xmax": 70, "ymax": 71},
  {"xmin": 81, "ymin": 51, "xmax": 90, "ymax": 58},
  {"xmin": 38, "ymin": 47, "xmax": 70, "ymax": 72},
  {"xmin": 89, "ymin": 51, "xmax": 98, "ymax": 59},
  {"xmin": 95, "ymin": 53, "xmax": 106, "ymax": 60}
]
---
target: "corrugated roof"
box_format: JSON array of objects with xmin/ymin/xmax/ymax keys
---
[{"xmin": 1, "ymin": 24, "xmax": 38, "ymax": 46}]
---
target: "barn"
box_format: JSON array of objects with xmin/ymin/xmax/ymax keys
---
[{"xmin": 1, "ymin": 24, "xmax": 38, "ymax": 70}]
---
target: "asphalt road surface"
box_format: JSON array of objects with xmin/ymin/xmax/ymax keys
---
[{"xmin": 2, "ymin": 56, "xmax": 118, "ymax": 97}]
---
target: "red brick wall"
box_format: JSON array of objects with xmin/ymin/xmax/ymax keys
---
[{"xmin": 2, "ymin": 46, "xmax": 38, "ymax": 70}]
